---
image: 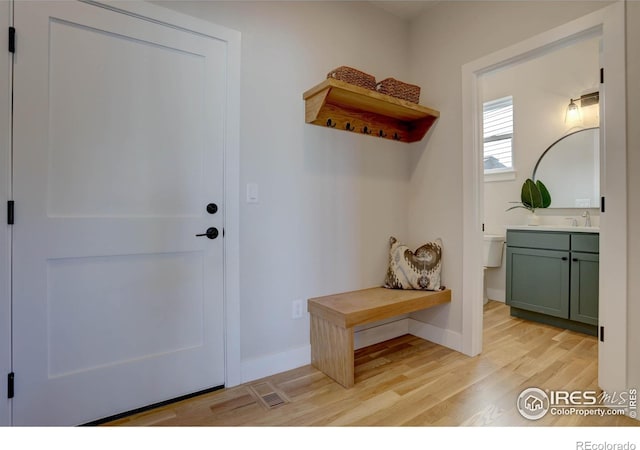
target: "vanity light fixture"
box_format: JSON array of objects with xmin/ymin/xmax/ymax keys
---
[
  {"xmin": 565, "ymin": 91, "xmax": 599, "ymax": 124},
  {"xmin": 565, "ymin": 98, "xmax": 582, "ymax": 124},
  {"xmin": 579, "ymin": 91, "xmax": 600, "ymax": 107}
]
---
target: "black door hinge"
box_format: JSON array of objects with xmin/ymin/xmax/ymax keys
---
[
  {"xmin": 7, "ymin": 372, "xmax": 14, "ymax": 399},
  {"xmin": 7, "ymin": 201, "xmax": 14, "ymax": 225},
  {"xmin": 8, "ymin": 27, "xmax": 15, "ymax": 53},
  {"xmin": 600, "ymin": 196, "xmax": 605, "ymax": 213},
  {"xmin": 600, "ymin": 326, "xmax": 605, "ymax": 342},
  {"xmin": 600, "ymin": 68, "xmax": 604, "ymax": 84}
]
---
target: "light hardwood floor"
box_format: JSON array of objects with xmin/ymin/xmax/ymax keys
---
[{"xmin": 105, "ymin": 301, "xmax": 639, "ymax": 426}]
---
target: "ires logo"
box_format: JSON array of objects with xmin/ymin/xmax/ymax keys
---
[
  {"xmin": 517, "ymin": 388, "xmax": 549, "ymax": 420},
  {"xmin": 517, "ymin": 388, "xmax": 637, "ymax": 420},
  {"xmin": 549, "ymin": 390, "xmax": 599, "ymax": 406}
]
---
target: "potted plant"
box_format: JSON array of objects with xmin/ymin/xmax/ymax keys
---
[{"xmin": 507, "ymin": 178, "xmax": 551, "ymax": 225}]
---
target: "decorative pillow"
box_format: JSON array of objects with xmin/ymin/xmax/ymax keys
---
[{"xmin": 383, "ymin": 236, "xmax": 443, "ymax": 291}]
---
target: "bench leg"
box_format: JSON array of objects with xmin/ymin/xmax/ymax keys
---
[{"xmin": 309, "ymin": 313, "xmax": 354, "ymax": 388}]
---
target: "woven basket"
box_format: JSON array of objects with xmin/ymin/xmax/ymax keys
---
[
  {"xmin": 375, "ymin": 78, "xmax": 421, "ymax": 103},
  {"xmin": 327, "ymin": 66, "xmax": 376, "ymax": 90}
]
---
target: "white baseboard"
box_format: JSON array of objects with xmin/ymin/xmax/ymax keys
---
[
  {"xmin": 240, "ymin": 345, "xmax": 310, "ymax": 384},
  {"xmin": 239, "ymin": 319, "xmax": 462, "ymax": 385},
  {"xmin": 487, "ymin": 287, "xmax": 505, "ymax": 302},
  {"xmin": 354, "ymin": 319, "xmax": 409, "ymax": 350},
  {"xmin": 408, "ymin": 318, "xmax": 463, "ymax": 352}
]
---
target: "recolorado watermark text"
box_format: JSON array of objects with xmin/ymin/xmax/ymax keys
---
[{"xmin": 576, "ymin": 442, "xmax": 636, "ymax": 450}]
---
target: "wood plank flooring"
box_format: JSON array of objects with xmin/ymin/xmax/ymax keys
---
[{"xmin": 104, "ymin": 301, "xmax": 639, "ymax": 426}]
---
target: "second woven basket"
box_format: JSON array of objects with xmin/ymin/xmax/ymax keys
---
[{"xmin": 375, "ymin": 78, "xmax": 421, "ymax": 103}]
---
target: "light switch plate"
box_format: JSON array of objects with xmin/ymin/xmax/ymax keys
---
[{"xmin": 246, "ymin": 183, "xmax": 259, "ymax": 203}]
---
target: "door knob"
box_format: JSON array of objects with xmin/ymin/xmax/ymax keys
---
[{"xmin": 196, "ymin": 227, "xmax": 218, "ymax": 239}]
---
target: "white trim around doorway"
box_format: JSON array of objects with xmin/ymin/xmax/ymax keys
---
[{"xmin": 0, "ymin": 0, "xmax": 13, "ymax": 428}]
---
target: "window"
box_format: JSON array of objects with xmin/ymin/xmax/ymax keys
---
[{"xmin": 483, "ymin": 96, "xmax": 513, "ymax": 174}]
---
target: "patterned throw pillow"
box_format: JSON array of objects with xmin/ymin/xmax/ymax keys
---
[{"xmin": 383, "ymin": 236, "xmax": 443, "ymax": 291}]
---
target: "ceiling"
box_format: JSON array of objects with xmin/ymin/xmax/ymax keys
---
[{"xmin": 369, "ymin": 1, "xmax": 439, "ymax": 21}]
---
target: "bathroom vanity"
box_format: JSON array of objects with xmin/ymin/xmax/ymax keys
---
[{"xmin": 505, "ymin": 226, "xmax": 599, "ymax": 336}]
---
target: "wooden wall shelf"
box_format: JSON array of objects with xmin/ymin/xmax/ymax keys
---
[{"xmin": 303, "ymin": 78, "xmax": 439, "ymax": 143}]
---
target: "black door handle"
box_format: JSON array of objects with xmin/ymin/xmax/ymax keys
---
[
  {"xmin": 206, "ymin": 203, "xmax": 218, "ymax": 214},
  {"xmin": 196, "ymin": 227, "xmax": 218, "ymax": 239},
  {"xmin": 562, "ymin": 257, "xmax": 568, "ymax": 261}
]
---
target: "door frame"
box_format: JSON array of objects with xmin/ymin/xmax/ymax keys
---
[
  {"xmin": 0, "ymin": 0, "xmax": 242, "ymax": 426},
  {"xmin": 0, "ymin": 0, "xmax": 13, "ymax": 428},
  {"xmin": 461, "ymin": 2, "xmax": 626, "ymax": 392}
]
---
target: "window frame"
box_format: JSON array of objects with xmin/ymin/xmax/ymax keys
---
[{"xmin": 483, "ymin": 95, "xmax": 516, "ymax": 181}]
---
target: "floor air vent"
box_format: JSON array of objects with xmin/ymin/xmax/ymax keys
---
[{"xmin": 247, "ymin": 382, "xmax": 289, "ymax": 410}]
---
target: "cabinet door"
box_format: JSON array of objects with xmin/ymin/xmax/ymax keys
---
[
  {"xmin": 506, "ymin": 247, "xmax": 570, "ymax": 318},
  {"xmin": 570, "ymin": 252, "xmax": 599, "ymax": 325}
]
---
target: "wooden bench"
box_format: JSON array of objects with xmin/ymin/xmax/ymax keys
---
[{"xmin": 307, "ymin": 287, "xmax": 452, "ymax": 388}]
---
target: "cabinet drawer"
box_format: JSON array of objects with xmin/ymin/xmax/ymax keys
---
[
  {"xmin": 506, "ymin": 230, "xmax": 570, "ymax": 251},
  {"xmin": 571, "ymin": 233, "xmax": 599, "ymax": 253}
]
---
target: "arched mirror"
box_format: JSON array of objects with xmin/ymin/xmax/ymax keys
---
[{"xmin": 532, "ymin": 127, "xmax": 599, "ymax": 208}]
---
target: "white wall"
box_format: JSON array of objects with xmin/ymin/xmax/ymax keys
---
[
  {"xmin": 154, "ymin": 1, "xmax": 414, "ymax": 380},
  {"xmin": 626, "ymin": 0, "xmax": 640, "ymax": 396},
  {"xmin": 482, "ymin": 36, "xmax": 600, "ymax": 302},
  {"xmin": 406, "ymin": 1, "xmax": 611, "ymax": 333}
]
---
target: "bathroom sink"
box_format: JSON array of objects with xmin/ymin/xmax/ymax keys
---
[{"xmin": 506, "ymin": 225, "xmax": 599, "ymax": 233}]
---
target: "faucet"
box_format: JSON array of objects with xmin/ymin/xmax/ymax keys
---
[
  {"xmin": 565, "ymin": 217, "xmax": 578, "ymax": 227},
  {"xmin": 582, "ymin": 210, "xmax": 591, "ymax": 227}
]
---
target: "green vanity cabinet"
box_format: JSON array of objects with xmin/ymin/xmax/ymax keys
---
[{"xmin": 506, "ymin": 229, "xmax": 599, "ymax": 335}]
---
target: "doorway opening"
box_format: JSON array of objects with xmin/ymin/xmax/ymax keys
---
[
  {"xmin": 480, "ymin": 32, "xmax": 601, "ymax": 308},
  {"xmin": 461, "ymin": 2, "xmax": 627, "ymax": 393}
]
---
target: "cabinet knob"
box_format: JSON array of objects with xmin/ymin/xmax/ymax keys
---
[
  {"xmin": 572, "ymin": 258, "xmax": 579, "ymax": 262},
  {"xmin": 562, "ymin": 257, "xmax": 568, "ymax": 261}
]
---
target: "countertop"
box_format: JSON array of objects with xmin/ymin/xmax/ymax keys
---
[{"xmin": 506, "ymin": 225, "xmax": 599, "ymax": 233}]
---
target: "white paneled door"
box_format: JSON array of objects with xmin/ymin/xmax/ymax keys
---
[{"xmin": 12, "ymin": 1, "xmax": 227, "ymax": 425}]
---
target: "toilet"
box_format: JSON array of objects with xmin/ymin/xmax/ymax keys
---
[{"xmin": 483, "ymin": 234, "xmax": 505, "ymax": 305}]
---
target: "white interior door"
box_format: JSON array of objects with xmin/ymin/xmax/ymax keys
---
[{"xmin": 12, "ymin": 1, "xmax": 227, "ymax": 425}]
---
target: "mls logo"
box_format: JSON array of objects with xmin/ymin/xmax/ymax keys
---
[
  {"xmin": 525, "ymin": 395, "xmax": 544, "ymax": 411},
  {"xmin": 517, "ymin": 387, "xmax": 550, "ymax": 420}
]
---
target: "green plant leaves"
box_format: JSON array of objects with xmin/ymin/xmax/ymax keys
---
[
  {"xmin": 536, "ymin": 180, "xmax": 551, "ymax": 208},
  {"xmin": 506, "ymin": 178, "xmax": 552, "ymax": 212},
  {"xmin": 521, "ymin": 178, "xmax": 543, "ymax": 209}
]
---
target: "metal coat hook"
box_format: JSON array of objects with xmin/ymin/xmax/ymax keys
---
[
  {"xmin": 392, "ymin": 132, "xmax": 401, "ymax": 141},
  {"xmin": 345, "ymin": 122, "xmax": 355, "ymax": 131},
  {"xmin": 326, "ymin": 119, "xmax": 337, "ymax": 128},
  {"xmin": 378, "ymin": 130, "xmax": 387, "ymax": 138},
  {"xmin": 362, "ymin": 126, "xmax": 372, "ymax": 135}
]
